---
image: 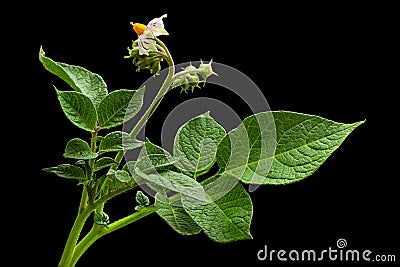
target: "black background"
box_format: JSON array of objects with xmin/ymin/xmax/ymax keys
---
[{"xmin": 7, "ymin": 2, "xmax": 398, "ymax": 266}]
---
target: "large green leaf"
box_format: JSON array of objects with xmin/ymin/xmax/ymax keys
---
[
  {"xmin": 98, "ymin": 131, "xmax": 143, "ymax": 153},
  {"xmin": 155, "ymin": 193, "xmax": 202, "ymax": 235},
  {"xmin": 43, "ymin": 164, "xmax": 85, "ymax": 180},
  {"xmin": 217, "ymin": 111, "xmax": 364, "ymax": 185},
  {"xmin": 63, "ymin": 138, "xmax": 98, "ymax": 159},
  {"xmin": 173, "ymin": 112, "xmax": 226, "ymax": 178},
  {"xmin": 182, "ymin": 177, "xmax": 253, "ymax": 243},
  {"xmin": 97, "ymin": 87, "xmax": 145, "ymax": 129},
  {"xmin": 55, "ymin": 88, "xmax": 97, "ymax": 132},
  {"xmin": 39, "ymin": 47, "xmax": 107, "ymax": 108}
]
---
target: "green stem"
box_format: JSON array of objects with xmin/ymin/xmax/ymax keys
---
[
  {"xmin": 58, "ymin": 130, "xmax": 98, "ymax": 266},
  {"xmin": 88, "ymin": 126, "xmax": 98, "ymax": 166},
  {"xmin": 111, "ymin": 38, "xmax": 175, "ymax": 169},
  {"xmin": 57, "ymin": 201, "xmax": 93, "ymax": 266},
  {"xmin": 70, "ymin": 206, "xmax": 156, "ymax": 266},
  {"xmin": 172, "ymin": 68, "xmax": 201, "ymax": 80}
]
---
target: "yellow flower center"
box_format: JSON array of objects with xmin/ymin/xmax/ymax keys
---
[{"xmin": 133, "ymin": 23, "xmax": 147, "ymax": 36}]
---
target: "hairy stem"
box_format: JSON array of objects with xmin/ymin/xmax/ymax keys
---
[
  {"xmin": 57, "ymin": 200, "xmax": 93, "ymax": 266},
  {"xmin": 112, "ymin": 38, "xmax": 175, "ymax": 169},
  {"xmin": 172, "ymin": 68, "xmax": 201, "ymax": 80},
  {"xmin": 58, "ymin": 130, "xmax": 98, "ymax": 266}
]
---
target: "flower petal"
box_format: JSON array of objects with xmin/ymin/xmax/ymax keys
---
[
  {"xmin": 138, "ymin": 32, "xmax": 157, "ymax": 56},
  {"xmin": 147, "ymin": 14, "xmax": 169, "ymax": 36}
]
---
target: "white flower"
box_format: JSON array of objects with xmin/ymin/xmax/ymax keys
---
[
  {"xmin": 137, "ymin": 34, "xmax": 157, "ymax": 56},
  {"xmin": 133, "ymin": 14, "xmax": 169, "ymax": 56}
]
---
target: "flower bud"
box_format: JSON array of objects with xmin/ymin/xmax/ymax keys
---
[
  {"xmin": 187, "ymin": 73, "xmax": 200, "ymax": 89},
  {"xmin": 171, "ymin": 76, "xmax": 189, "ymax": 93},
  {"xmin": 172, "ymin": 64, "xmax": 202, "ymax": 93},
  {"xmin": 198, "ymin": 59, "xmax": 217, "ymax": 84},
  {"xmin": 150, "ymin": 58, "xmax": 162, "ymax": 75},
  {"xmin": 125, "ymin": 40, "xmax": 163, "ymax": 75}
]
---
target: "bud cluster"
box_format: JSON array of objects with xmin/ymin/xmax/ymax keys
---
[
  {"xmin": 125, "ymin": 40, "xmax": 163, "ymax": 75},
  {"xmin": 172, "ymin": 60, "xmax": 217, "ymax": 93}
]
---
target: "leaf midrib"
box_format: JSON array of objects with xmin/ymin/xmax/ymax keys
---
[
  {"xmin": 99, "ymin": 91, "xmax": 133, "ymax": 127},
  {"xmin": 60, "ymin": 92, "xmax": 95, "ymax": 129},
  {"xmin": 193, "ymin": 119, "xmax": 210, "ymax": 178},
  {"xmin": 222, "ymin": 122, "xmax": 359, "ymax": 175}
]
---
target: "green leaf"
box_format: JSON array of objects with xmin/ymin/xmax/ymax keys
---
[
  {"xmin": 136, "ymin": 139, "xmax": 176, "ymax": 173},
  {"xmin": 97, "ymin": 87, "xmax": 145, "ymax": 129},
  {"xmin": 173, "ymin": 112, "xmax": 226, "ymax": 178},
  {"xmin": 98, "ymin": 131, "xmax": 143, "ymax": 153},
  {"xmin": 39, "ymin": 46, "xmax": 107, "ymax": 108},
  {"xmin": 122, "ymin": 161, "xmax": 136, "ymax": 176},
  {"xmin": 182, "ymin": 177, "xmax": 253, "ymax": 243},
  {"xmin": 94, "ymin": 211, "xmax": 110, "ymax": 227},
  {"xmin": 216, "ymin": 111, "xmax": 275, "ymax": 186},
  {"xmin": 155, "ymin": 193, "xmax": 202, "ymax": 235},
  {"xmin": 264, "ymin": 111, "xmax": 364, "ymax": 183},
  {"xmin": 115, "ymin": 170, "xmax": 133, "ymax": 183},
  {"xmin": 94, "ymin": 157, "xmax": 117, "ymax": 171},
  {"xmin": 135, "ymin": 191, "xmax": 150, "ymax": 206},
  {"xmin": 217, "ymin": 111, "xmax": 364, "ymax": 185},
  {"xmin": 55, "ymin": 88, "xmax": 97, "ymax": 132},
  {"xmin": 63, "ymin": 138, "xmax": 97, "ymax": 159},
  {"xmin": 43, "ymin": 164, "xmax": 85, "ymax": 179},
  {"xmin": 135, "ymin": 169, "xmax": 207, "ymax": 202}
]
